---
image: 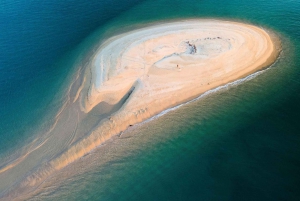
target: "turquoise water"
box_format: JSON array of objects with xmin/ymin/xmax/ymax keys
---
[{"xmin": 2, "ymin": 0, "xmax": 300, "ymax": 200}]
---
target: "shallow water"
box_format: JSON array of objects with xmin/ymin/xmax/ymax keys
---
[{"xmin": 1, "ymin": 0, "xmax": 300, "ymax": 200}]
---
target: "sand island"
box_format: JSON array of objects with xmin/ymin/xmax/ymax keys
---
[
  {"xmin": 52, "ymin": 20, "xmax": 279, "ymax": 169},
  {"xmin": 0, "ymin": 19, "xmax": 280, "ymax": 200}
]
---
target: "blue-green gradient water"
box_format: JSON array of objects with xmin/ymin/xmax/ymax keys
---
[{"xmin": 1, "ymin": 0, "xmax": 300, "ymax": 200}]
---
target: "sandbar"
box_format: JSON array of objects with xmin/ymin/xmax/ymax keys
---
[
  {"xmin": 53, "ymin": 19, "xmax": 279, "ymax": 169},
  {"xmin": 0, "ymin": 19, "xmax": 280, "ymax": 200}
]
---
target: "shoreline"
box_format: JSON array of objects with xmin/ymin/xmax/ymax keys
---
[{"xmin": 0, "ymin": 19, "xmax": 281, "ymax": 200}]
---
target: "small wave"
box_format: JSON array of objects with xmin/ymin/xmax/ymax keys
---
[{"xmin": 142, "ymin": 55, "xmax": 281, "ymax": 125}]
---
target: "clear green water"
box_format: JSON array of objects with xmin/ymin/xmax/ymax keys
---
[{"xmin": 25, "ymin": 0, "xmax": 300, "ymax": 200}]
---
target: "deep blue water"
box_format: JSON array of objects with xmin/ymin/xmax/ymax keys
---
[{"xmin": 1, "ymin": 0, "xmax": 300, "ymax": 200}]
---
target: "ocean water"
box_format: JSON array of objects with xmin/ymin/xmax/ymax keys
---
[{"xmin": 1, "ymin": 0, "xmax": 300, "ymax": 200}]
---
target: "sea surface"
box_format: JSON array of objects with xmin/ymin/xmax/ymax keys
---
[{"xmin": 1, "ymin": 0, "xmax": 300, "ymax": 200}]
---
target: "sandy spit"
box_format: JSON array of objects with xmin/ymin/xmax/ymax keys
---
[{"xmin": 0, "ymin": 19, "xmax": 280, "ymax": 200}]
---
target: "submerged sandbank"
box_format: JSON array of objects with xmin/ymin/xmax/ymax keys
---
[{"xmin": 0, "ymin": 19, "xmax": 280, "ymax": 200}]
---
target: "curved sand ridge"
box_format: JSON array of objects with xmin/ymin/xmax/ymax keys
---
[
  {"xmin": 7, "ymin": 20, "xmax": 279, "ymax": 195},
  {"xmin": 53, "ymin": 20, "xmax": 278, "ymax": 169}
]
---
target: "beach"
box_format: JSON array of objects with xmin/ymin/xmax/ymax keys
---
[{"xmin": 0, "ymin": 19, "xmax": 280, "ymax": 200}]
